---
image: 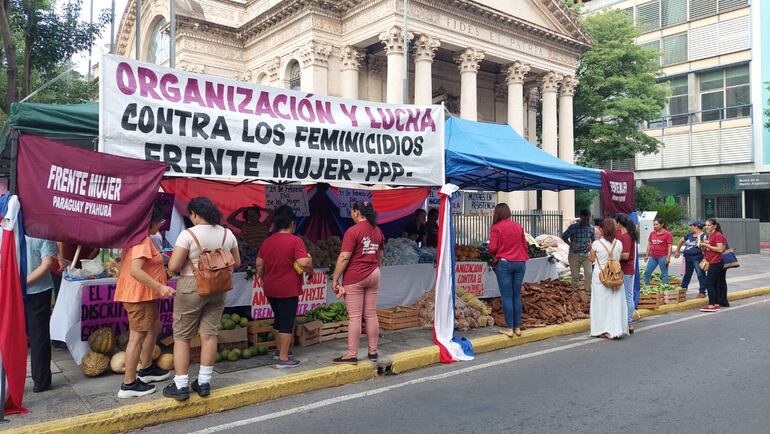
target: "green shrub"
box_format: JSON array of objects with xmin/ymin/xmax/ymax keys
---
[
  {"xmin": 653, "ymin": 203, "xmax": 688, "ymax": 226},
  {"xmin": 635, "ymin": 185, "xmax": 663, "ymax": 212}
]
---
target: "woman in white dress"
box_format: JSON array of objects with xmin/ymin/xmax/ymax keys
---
[{"xmin": 589, "ymin": 218, "xmax": 629, "ymax": 339}]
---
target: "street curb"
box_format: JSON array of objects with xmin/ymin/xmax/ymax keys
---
[{"xmin": 8, "ymin": 286, "xmax": 770, "ymax": 433}]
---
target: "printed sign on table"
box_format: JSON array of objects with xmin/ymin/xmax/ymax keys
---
[
  {"xmin": 265, "ymin": 185, "xmax": 309, "ymax": 216},
  {"xmin": 251, "ymin": 270, "xmax": 328, "ymax": 319},
  {"xmin": 80, "ymin": 283, "xmax": 175, "ymax": 340},
  {"xmin": 429, "ymin": 187, "xmax": 462, "ymax": 213},
  {"xmin": 455, "ymin": 262, "xmax": 486, "ymax": 296},
  {"xmin": 99, "ymin": 54, "xmax": 445, "ymax": 186},
  {"xmin": 463, "ymin": 192, "xmax": 496, "ymax": 215},
  {"xmin": 337, "ymin": 188, "xmax": 372, "ymax": 217}
]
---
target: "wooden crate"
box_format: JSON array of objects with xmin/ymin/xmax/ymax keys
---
[
  {"xmin": 190, "ymin": 341, "xmax": 243, "ymax": 365},
  {"xmin": 247, "ymin": 320, "xmax": 277, "ymax": 349},
  {"xmin": 377, "ymin": 306, "xmax": 419, "ymax": 330},
  {"xmin": 678, "ymin": 288, "xmax": 687, "ymax": 301},
  {"xmin": 662, "ymin": 290, "xmax": 681, "ymax": 304},
  {"xmin": 638, "ymin": 293, "xmax": 662, "ymax": 309},
  {"xmin": 319, "ymin": 321, "xmax": 349, "ymax": 342}
]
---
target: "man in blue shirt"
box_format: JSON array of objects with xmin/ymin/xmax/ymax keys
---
[
  {"xmin": 674, "ymin": 221, "xmax": 707, "ymax": 298},
  {"xmin": 25, "ymin": 236, "xmax": 58, "ymax": 392},
  {"xmin": 562, "ymin": 209, "xmax": 595, "ymax": 292}
]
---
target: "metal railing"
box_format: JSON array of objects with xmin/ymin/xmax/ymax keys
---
[
  {"xmin": 453, "ymin": 210, "xmax": 563, "ymax": 246},
  {"xmin": 645, "ymin": 104, "xmax": 752, "ymax": 130}
]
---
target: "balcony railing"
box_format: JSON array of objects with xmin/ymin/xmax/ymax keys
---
[{"xmin": 645, "ymin": 104, "xmax": 752, "ymax": 130}]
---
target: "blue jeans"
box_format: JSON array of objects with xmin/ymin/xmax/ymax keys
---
[
  {"xmin": 643, "ymin": 256, "xmax": 669, "ymax": 285},
  {"xmin": 681, "ymin": 256, "xmax": 706, "ymax": 293},
  {"xmin": 623, "ymin": 274, "xmax": 634, "ymax": 324},
  {"xmin": 495, "ymin": 260, "xmax": 526, "ymax": 328}
]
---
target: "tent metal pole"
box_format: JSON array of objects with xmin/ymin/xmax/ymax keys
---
[
  {"xmin": 0, "ymin": 353, "xmax": 7, "ymax": 423},
  {"xmin": 169, "ymin": 0, "xmax": 176, "ymax": 68},
  {"xmin": 135, "ymin": 0, "xmax": 142, "ymax": 60},
  {"xmin": 8, "ymin": 130, "xmax": 18, "ymax": 195}
]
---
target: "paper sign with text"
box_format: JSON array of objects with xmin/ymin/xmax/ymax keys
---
[
  {"xmin": 337, "ymin": 189, "xmax": 373, "ymax": 217},
  {"xmin": 251, "ymin": 269, "xmax": 328, "ymax": 319},
  {"xmin": 99, "ymin": 54, "xmax": 444, "ymax": 186},
  {"xmin": 463, "ymin": 192, "xmax": 496, "ymax": 215},
  {"xmin": 80, "ymin": 283, "xmax": 176, "ymax": 340},
  {"xmin": 455, "ymin": 262, "xmax": 486, "ymax": 296},
  {"xmin": 265, "ymin": 185, "xmax": 309, "ymax": 216}
]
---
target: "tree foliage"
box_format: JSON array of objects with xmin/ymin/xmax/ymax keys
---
[
  {"xmin": 574, "ymin": 9, "xmax": 669, "ymax": 166},
  {"xmin": 635, "ymin": 185, "xmax": 663, "ymax": 212}
]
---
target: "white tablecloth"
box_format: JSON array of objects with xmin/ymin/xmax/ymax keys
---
[
  {"xmin": 51, "ymin": 272, "xmax": 253, "ymax": 364},
  {"xmin": 482, "ymin": 257, "xmax": 558, "ymax": 298}
]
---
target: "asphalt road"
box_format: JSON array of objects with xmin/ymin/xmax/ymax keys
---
[{"xmin": 138, "ymin": 294, "xmax": 770, "ymax": 434}]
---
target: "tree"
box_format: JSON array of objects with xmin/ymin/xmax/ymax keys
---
[
  {"xmin": 635, "ymin": 185, "xmax": 662, "ymax": 212},
  {"xmin": 574, "ymin": 9, "xmax": 669, "ymax": 167},
  {"xmin": 0, "ymin": 0, "xmax": 107, "ymax": 112}
]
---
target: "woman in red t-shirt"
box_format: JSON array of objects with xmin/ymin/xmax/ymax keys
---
[
  {"xmin": 700, "ymin": 218, "xmax": 728, "ymax": 312},
  {"xmin": 614, "ymin": 213, "xmax": 638, "ymax": 333},
  {"xmin": 331, "ymin": 202, "xmax": 384, "ymax": 364},
  {"xmin": 643, "ymin": 218, "xmax": 673, "ymax": 285},
  {"xmin": 488, "ymin": 203, "xmax": 528, "ymax": 337}
]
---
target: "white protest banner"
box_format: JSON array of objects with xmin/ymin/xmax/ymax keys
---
[
  {"xmin": 337, "ymin": 188, "xmax": 372, "ymax": 217},
  {"xmin": 455, "ymin": 262, "xmax": 486, "ymax": 296},
  {"xmin": 463, "ymin": 191, "xmax": 496, "ymax": 215},
  {"xmin": 99, "ymin": 55, "xmax": 445, "ymax": 186},
  {"xmin": 265, "ymin": 185, "xmax": 309, "ymax": 217},
  {"xmin": 251, "ymin": 270, "xmax": 328, "ymax": 319}
]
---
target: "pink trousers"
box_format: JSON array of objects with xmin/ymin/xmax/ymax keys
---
[{"xmin": 343, "ymin": 268, "xmax": 381, "ymax": 357}]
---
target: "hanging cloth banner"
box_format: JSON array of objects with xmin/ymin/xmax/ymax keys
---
[
  {"xmin": 99, "ymin": 54, "xmax": 445, "ymax": 186},
  {"xmin": 17, "ymin": 135, "xmax": 166, "ymax": 248},
  {"xmin": 601, "ymin": 170, "xmax": 635, "ymax": 215}
]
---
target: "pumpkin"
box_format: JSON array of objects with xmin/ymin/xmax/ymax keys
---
[
  {"xmin": 140, "ymin": 345, "xmax": 162, "ymax": 367},
  {"xmin": 116, "ymin": 332, "xmax": 130, "ymax": 352},
  {"xmin": 88, "ymin": 328, "xmax": 115, "ymax": 354},
  {"xmin": 156, "ymin": 353, "xmax": 174, "ymax": 370},
  {"xmin": 110, "ymin": 351, "xmax": 126, "ymax": 374},
  {"xmin": 81, "ymin": 352, "xmax": 110, "ymax": 377}
]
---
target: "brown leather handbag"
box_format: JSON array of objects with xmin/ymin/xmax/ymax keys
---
[{"xmin": 186, "ymin": 228, "xmax": 235, "ymax": 296}]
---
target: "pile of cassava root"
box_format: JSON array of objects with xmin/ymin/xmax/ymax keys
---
[{"xmin": 487, "ymin": 279, "xmax": 590, "ymax": 329}]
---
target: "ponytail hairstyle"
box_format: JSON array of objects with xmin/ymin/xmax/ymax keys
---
[
  {"xmin": 654, "ymin": 217, "xmax": 666, "ymax": 229},
  {"xmin": 149, "ymin": 204, "xmax": 166, "ymax": 230},
  {"xmin": 707, "ymin": 218, "xmax": 722, "ymax": 233},
  {"xmin": 352, "ymin": 201, "xmax": 377, "ymax": 226},
  {"xmin": 188, "ymin": 197, "xmax": 222, "ymax": 226},
  {"xmin": 614, "ymin": 213, "xmax": 639, "ymax": 243}
]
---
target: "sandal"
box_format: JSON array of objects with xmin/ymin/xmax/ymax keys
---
[
  {"xmin": 499, "ymin": 328, "xmax": 514, "ymax": 338},
  {"xmin": 628, "ymin": 324, "xmax": 635, "ymax": 335},
  {"xmin": 513, "ymin": 328, "xmax": 522, "ymax": 337}
]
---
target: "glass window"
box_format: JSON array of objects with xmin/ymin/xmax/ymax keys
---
[
  {"xmin": 701, "ymin": 91, "xmax": 724, "ymax": 121},
  {"xmin": 641, "ymin": 40, "xmax": 661, "ymax": 67},
  {"xmin": 726, "ymin": 86, "xmax": 750, "ymax": 117},
  {"xmin": 147, "ymin": 19, "xmax": 169, "ymax": 65},
  {"xmin": 690, "ymin": 0, "xmax": 718, "ymax": 20},
  {"xmin": 700, "ymin": 70, "xmax": 723, "ymax": 91},
  {"xmin": 661, "ymin": 0, "xmax": 687, "ymax": 27},
  {"xmin": 662, "ymin": 32, "xmax": 688, "ymax": 65},
  {"xmin": 725, "ymin": 65, "xmax": 749, "ymax": 86},
  {"xmin": 288, "ymin": 62, "xmax": 301, "ymax": 91},
  {"xmin": 718, "ymin": 0, "xmax": 748, "ymax": 13},
  {"xmin": 668, "ymin": 76, "xmax": 689, "ymax": 125},
  {"xmin": 637, "ymin": 1, "xmax": 661, "ymax": 33}
]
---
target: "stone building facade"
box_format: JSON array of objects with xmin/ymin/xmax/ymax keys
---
[{"xmin": 115, "ymin": 0, "xmax": 592, "ymax": 217}]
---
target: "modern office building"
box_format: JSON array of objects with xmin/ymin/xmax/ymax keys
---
[{"xmin": 582, "ymin": 0, "xmax": 769, "ymax": 234}]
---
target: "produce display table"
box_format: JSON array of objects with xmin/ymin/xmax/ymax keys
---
[
  {"xmin": 481, "ymin": 257, "xmax": 558, "ymax": 298},
  {"xmin": 51, "ymin": 272, "xmax": 253, "ymax": 364}
]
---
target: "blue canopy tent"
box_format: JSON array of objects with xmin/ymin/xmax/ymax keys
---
[{"xmin": 444, "ymin": 116, "xmax": 602, "ymax": 191}]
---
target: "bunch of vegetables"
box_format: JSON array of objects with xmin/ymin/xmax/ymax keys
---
[
  {"xmin": 486, "ymin": 279, "xmax": 590, "ymax": 329},
  {"xmin": 301, "ymin": 236, "xmax": 342, "ymax": 270},
  {"xmin": 215, "ymin": 345, "xmax": 270, "ymax": 363},
  {"xmin": 418, "ymin": 247, "xmax": 437, "ymax": 264},
  {"xmin": 382, "ymin": 238, "xmax": 420, "ymax": 266},
  {"xmin": 235, "ymin": 233, "xmax": 259, "ymax": 273},
  {"xmin": 219, "ymin": 313, "xmax": 250, "ymax": 330},
  {"xmin": 455, "ymin": 245, "xmax": 481, "ymax": 262},
  {"xmin": 305, "ymin": 302, "xmax": 348, "ymax": 323},
  {"xmin": 641, "ymin": 283, "xmax": 680, "ymax": 295},
  {"xmin": 412, "ymin": 288, "xmax": 493, "ymax": 331}
]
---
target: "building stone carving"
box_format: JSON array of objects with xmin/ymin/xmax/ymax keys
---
[
  {"xmin": 505, "ymin": 61, "xmax": 530, "ymax": 85},
  {"xmin": 379, "ymin": 26, "xmax": 414, "ymax": 54},
  {"xmin": 341, "ymin": 46, "xmax": 365, "ymax": 71},
  {"xmin": 455, "ymin": 48, "xmax": 485, "ymax": 73},
  {"xmin": 413, "ymin": 34, "xmax": 440, "ymax": 62},
  {"xmin": 539, "ymin": 71, "xmax": 563, "ymax": 93},
  {"xmin": 560, "ymin": 75, "xmax": 579, "ymax": 96},
  {"xmin": 299, "ymin": 42, "xmax": 332, "ymax": 68}
]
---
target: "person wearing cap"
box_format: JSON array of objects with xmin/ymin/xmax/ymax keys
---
[{"xmin": 674, "ymin": 221, "xmax": 707, "ymax": 298}]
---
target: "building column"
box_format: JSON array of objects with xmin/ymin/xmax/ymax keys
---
[
  {"xmin": 299, "ymin": 42, "xmax": 331, "ymax": 94},
  {"xmin": 366, "ymin": 54, "xmax": 386, "ymax": 102},
  {"xmin": 503, "ymin": 61, "xmax": 530, "ymax": 210},
  {"xmin": 340, "ymin": 46, "xmax": 364, "ymax": 99},
  {"xmin": 540, "ymin": 71, "xmax": 562, "ymax": 211},
  {"xmin": 558, "ymin": 76, "xmax": 578, "ymax": 220},
  {"xmin": 689, "ymin": 176, "xmax": 702, "ymax": 220},
  {"xmin": 413, "ymin": 35, "xmax": 439, "ymax": 105},
  {"xmin": 455, "ymin": 48, "xmax": 485, "ymax": 120},
  {"xmin": 526, "ymin": 87, "xmax": 539, "ymax": 210},
  {"xmin": 379, "ymin": 26, "xmax": 413, "ymax": 104}
]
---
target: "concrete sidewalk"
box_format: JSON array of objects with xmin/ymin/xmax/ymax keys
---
[{"xmin": 3, "ymin": 250, "xmax": 768, "ymax": 432}]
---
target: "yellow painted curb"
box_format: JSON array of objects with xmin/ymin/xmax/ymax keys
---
[
  {"xmin": 4, "ymin": 363, "xmax": 376, "ymax": 434},
  {"xmin": 8, "ymin": 286, "xmax": 770, "ymax": 433}
]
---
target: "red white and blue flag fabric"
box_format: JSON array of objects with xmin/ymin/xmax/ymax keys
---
[
  {"xmin": 1, "ymin": 194, "xmax": 29, "ymax": 414},
  {"xmin": 433, "ymin": 184, "xmax": 475, "ymax": 363}
]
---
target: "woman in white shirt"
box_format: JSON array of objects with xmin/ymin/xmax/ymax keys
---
[{"xmin": 165, "ymin": 197, "xmax": 240, "ymax": 401}]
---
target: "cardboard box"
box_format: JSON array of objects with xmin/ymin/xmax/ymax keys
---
[
  {"xmin": 294, "ymin": 320, "xmax": 322, "ymax": 347},
  {"xmin": 190, "ymin": 326, "xmax": 248, "ymax": 348}
]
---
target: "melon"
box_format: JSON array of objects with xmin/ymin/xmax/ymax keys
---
[
  {"xmin": 115, "ymin": 332, "xmax": 130, "ymax": 351},
  {"xmin": 88, "ymin": 328, "xmax": 115, "ymax": 354},
  {"xmin": 156, "ymin": 353, "xmax": 174, "ymax": 370},
  {"xmin": 81, "ymin": 352, "xmax": 110, "ymax": 377},
  {"xmin": 110, "ymin": 351, "xmax": 126, "ymax": 374}
]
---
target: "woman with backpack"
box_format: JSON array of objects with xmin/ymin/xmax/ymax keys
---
[
  {"xmin": 331, "ymin": 202, "xmax": 384, "ymax": 365},
  {"xmin": 165, "ymin": 197, "xmax": 241, "ymax": 401},
  {"xmin": 614, "ymin": 213, "xmax": 638, "ymax": 334},
  {"xmin": 488, "ymin": 203, "xmax": 529, "ymax": 338},
  {"xmin": 588, "ymin": 218, "xmax": 628, "ymax": 340}
]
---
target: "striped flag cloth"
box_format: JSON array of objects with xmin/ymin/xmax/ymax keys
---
[{"xmin": 433, "ymin": 184, "xmax": 475, "ymax": 363}]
